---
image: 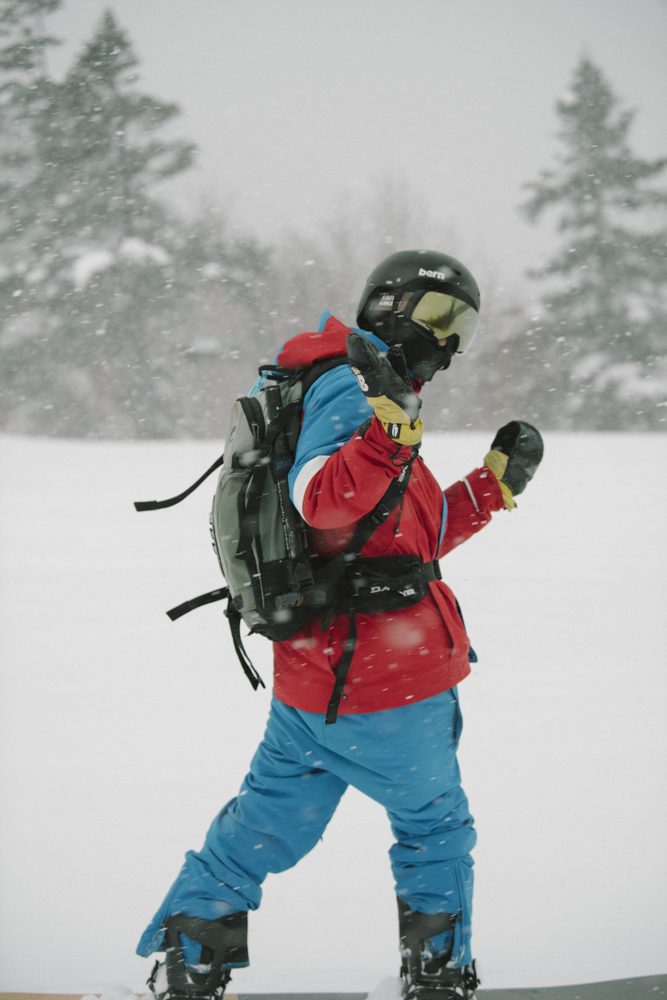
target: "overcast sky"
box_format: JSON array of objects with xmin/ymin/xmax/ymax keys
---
[{"xmin": 45, "ymin": 0, "xmax": 667, "ymax": 293}]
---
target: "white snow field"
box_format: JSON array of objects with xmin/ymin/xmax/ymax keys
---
[{"xmin": 0, "ymin": 432, "xmax": 665, "ymax": 995}]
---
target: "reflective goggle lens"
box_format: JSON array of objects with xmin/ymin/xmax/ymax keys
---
[{"xmin": 411, "ymin": 291, "xmax": 480, "ymax": 354}]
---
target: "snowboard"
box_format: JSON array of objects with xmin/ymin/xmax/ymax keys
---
[{"xmin": 1, "ymin": 976, "xmax": 665, "ymax": 1000}]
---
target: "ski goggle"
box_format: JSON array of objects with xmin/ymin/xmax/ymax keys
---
[
  {"xmin": 367, "ymin": 289, "xmax": 480, "ymax": 354},
  {"xmin": 409, "ymin": 291, "xmax": 480, "ymax": 355}
]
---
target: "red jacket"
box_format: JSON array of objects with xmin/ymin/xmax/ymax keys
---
[{"xmin": 273, "ymin": 315, "xmax": 505, "ymax": 714}]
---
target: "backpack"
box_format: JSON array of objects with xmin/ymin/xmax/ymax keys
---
[{"xmin": 135, "ymin": 356, "xmax": 441, "ymax": 723}]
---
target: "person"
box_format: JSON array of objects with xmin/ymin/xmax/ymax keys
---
[{"xmin": 136, "ymin": 250, "xmax": 544, "ymax": 1000}]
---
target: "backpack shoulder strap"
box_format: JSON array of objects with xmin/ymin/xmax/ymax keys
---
[
  {"xmin": 317, "ymin": 449, "xmax": 417, "ymax": 626},
  {"xmin": 347, "ymin": 450, "xmax": 416, "ymax": 554},
  {"xmin": 299, "ymin": 355, "xmax": 350, "ymax": 396}
]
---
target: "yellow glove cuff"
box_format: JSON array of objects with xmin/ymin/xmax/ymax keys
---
[
  {"xmin": 484, "ymin": 449, "xmax": 516, "ymax": 510},
  {"xmin": 380, "ymin": 416, "xmax": 424, "ymax": 446},
  {"xmin": 368, "ymin": 394, "xmax": 416, "ymax": 426},
  {"xmin": 368, "ymin": 395, "xmax": 424, "ymax": 445}
]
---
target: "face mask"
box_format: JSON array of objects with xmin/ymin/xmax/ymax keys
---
[{"xmin": 391, "ymin": 320, "xmax": 460, "ymax": 381}]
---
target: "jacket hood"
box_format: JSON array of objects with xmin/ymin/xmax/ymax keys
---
[
  {"xmin": 276, "ymin": 314, "xmax": 355, "ymax": 368},
  {"xmin": 276, "ymin": 313, "xmax": 422, "ymax": 390}
]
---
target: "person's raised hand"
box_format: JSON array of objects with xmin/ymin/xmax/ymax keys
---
[
  {"xmin": 347, "ymin": 333, "xmax": 423, "ymax": 446},
  {"xmin": 484, "ymin": 420, "xmax": 544, "ymax": 510}
]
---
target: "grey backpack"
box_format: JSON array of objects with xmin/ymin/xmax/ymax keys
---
[
  {"xmin": 135, "ymin": 359, "xmax": 347, "ymax": 687},
  {"xmin": 135, "ymin": 357, "xmax": 430, "ymax": 722}
]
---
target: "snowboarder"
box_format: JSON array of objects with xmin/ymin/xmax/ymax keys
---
[{"xmin": 136, "ymin": 250, "xmax": 544, "ymax": 1000}]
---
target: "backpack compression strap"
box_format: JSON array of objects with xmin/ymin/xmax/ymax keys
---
[
  {"xmin": 166, "ymin": 587, "xmax": 265, "ymax": 691},
  {"xmin": 166, "ymin": 587, "xmax": 229, "ymax": 620},
  {"xmin": 133, "ymin": 358, "xmax": 349, "ymax": 512},
  {"xmin": 133, "ymin": 453, "xmax": 225, "ymax": 512},
  {"xmin": 133, "ymin": 398, "xmax": 302, "ymax": 512}
]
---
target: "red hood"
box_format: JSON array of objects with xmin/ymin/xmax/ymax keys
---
[
  {"xmin": 276, "ymin": 315, "xmax": 351, "ymax": 368},
  {"xmin": 276, "ymin": 314, "xmax": 423, "ymax": 392}
]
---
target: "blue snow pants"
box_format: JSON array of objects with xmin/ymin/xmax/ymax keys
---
[{"xmin": 137, "ymin": 688, "xmax": 476, "ymax": 967}]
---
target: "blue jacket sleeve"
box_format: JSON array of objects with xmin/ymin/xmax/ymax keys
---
[{"xmin": 288, "ymin": 364, "xmax": 371, "ymax": 504}]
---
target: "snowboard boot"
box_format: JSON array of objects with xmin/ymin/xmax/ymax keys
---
[
  {"xmin": 148, "ymin": 912, "xmax": 248, "ymax": 1000},
  {"xmin": 398, "ymin": 898, "xmax": 480, "ymax": 1000}
]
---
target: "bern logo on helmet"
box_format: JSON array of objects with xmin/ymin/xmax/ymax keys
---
[{"xmin": 418, "ymin": 267, "xmax": 450, "ymax": 281}]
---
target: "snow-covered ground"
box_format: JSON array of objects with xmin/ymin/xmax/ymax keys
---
[{"xmin": 0, "ymin": 432, "xmax": 665, "ymax": 995}]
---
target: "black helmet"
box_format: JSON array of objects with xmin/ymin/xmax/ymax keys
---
[{"xmin": 356, "ymin": 249, "xmax": 481, "ymax": 381}]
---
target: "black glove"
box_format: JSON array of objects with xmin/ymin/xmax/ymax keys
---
[
  {"xmin": 346, "ymin": 333, "xmax": 422, "ymax": 444},
  {"xmin": 484, "ymin": 420, "xmax": 544, "ymax": 509}
]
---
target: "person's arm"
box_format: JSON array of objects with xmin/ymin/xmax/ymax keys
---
[
  {"xmin": 438, "ymin": 466, "xmax": 504, "ymax": 557},
  {"xmin": 289, "ymin": 365, "xmax": 412, "ymax": 529},
  {"xmin": 438, "ymin": 420, "xmax": 544, "ymax": 556}
]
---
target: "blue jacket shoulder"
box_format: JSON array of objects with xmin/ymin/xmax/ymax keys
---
[{"xmin": 288, "ymin": 365, "xmax": 370, "ymax": 496}]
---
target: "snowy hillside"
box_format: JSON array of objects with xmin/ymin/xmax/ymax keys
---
[{"xmin": 0, "ymin": 432, "xmax": 665, "ymax": 994}]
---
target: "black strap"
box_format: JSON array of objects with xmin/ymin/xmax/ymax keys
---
[
  {"xmin": 234, "ymin": 402, "xmax": 299, "ymax": 604},
  {"xmin": 325, "ymin": 612, "xmax": 357, "ymax": 725},
  {"xmin": 299, "ymin": 355, "xmax": 350, "ymax": 395},
  {"xmin": 226, "ymin": 602, "xmax": 265, "ymax": 690},
  {"xmin": 253, "ymin": 399, "xmax": 301, "ymax": 456},
  {"xmin": 235, "ymin": 462, "xmax": 268, "ymax": 611},
  {"xmin": 236, "ymin": 461, "xmax": 268, "ymax": 562},
  {"xmin": 165, "ymin": 587, "xmax": 265, "ymax": 689},
  {"xmin": 134, "ymin": 452, "xmax": 224, "ymax": 511},
  {"xmin": 239, "ymin": 395, "xmax": 265, "ymax": 443},
  {"xmin": 257, "ymin": 364, "xmax": 297, "ymax": 378},
  {"xmin": 133, "ymin": 359, "xmax": 346, "ymax": 512},
  {"xmin": 257, "ymin": 355, "xmax": 349, "ymax": 393},
  {"xmin": 133, "ymin": 399, "xmax": 299, "ymax": 512},
  {"xmin": 348, "ymin": 453, "xmax": 416, "ymax": 554},
  {"xmin": 455, "ymin": 596, "xmax": 478, "ymax": 663},
  {"xmin": 167, "ymin": 587, "xmax": 228, "ymax": 621},
  {"xmin": 398, "ymin": 896, "xmax": 457, "ymax": 953}
]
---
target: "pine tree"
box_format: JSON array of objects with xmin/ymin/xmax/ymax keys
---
[
  {"xmin": 0, "ymin": 5, "xmax": 273, "ymax": 438},
  {"xmin": 0, "ymin": 8, "xmax": 202, "ymax": 435},
  {"xmin": 522, "ymin": 56, "xmax": 667, "ymax": 429},
  {"xmin": 0, "ymin": 0, "xmax": 60, "ymax": 76}
]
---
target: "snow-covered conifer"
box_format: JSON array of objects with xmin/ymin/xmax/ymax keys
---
[{"xmin": 522, "ymin": 56, "xmax": 667, "ymax": 429}]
